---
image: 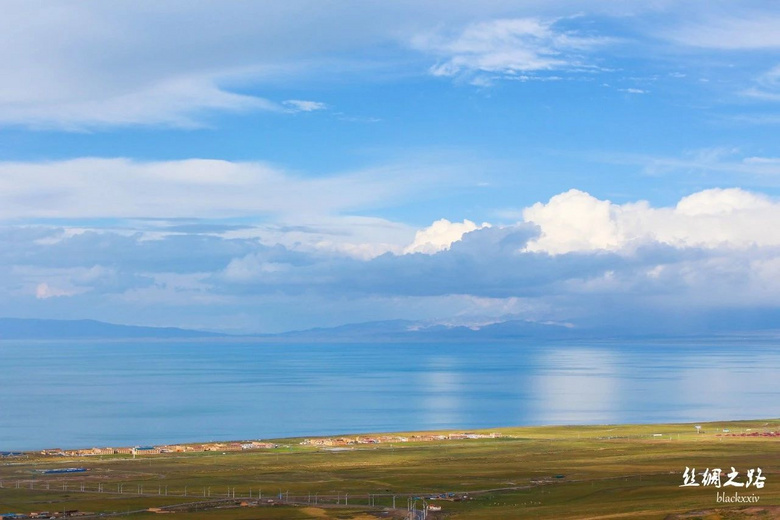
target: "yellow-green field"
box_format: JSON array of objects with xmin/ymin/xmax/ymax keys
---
[{"xmin": 2, "ymin": 419, "xmax": 779, "ymax": 519}]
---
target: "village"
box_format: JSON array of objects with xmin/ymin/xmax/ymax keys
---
[
  {"xmin": 27, "ymin": 431, "xmax": 503, "ymax": 458},
  {"xmin": 299, "ymin": 431, "xmax": 503, "ymax": 447},
  {"xmin": 37, "ymin": 441, "xmax": 278, "ymax": 458}
]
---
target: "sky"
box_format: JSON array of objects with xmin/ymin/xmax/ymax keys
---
[{"xmin": 2, "ymin": 0, "xmax": 780, "ymax": 334}]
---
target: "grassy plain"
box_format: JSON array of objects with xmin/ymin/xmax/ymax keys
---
[{"xmin": 1, "ymin": 419, "xmax": 779, "ymax": 519}]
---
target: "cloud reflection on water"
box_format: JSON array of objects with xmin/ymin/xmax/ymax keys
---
[
  {"xmin": 532, "ymin": 347, "xmax": 621, "ymax": 424},
  {"xmin": 417, "ymin": 356, "xmax": 464, "ymax": 429}
]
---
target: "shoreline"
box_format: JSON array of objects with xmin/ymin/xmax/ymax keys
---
[
  {"xmin": 2, "ymin": 417, "xmax": 779, "ymax": 519},
  {"xmin": 5, "ymin": 417, "xmax": 779, "ymax": 459}
]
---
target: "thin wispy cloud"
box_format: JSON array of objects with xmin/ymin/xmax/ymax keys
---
[
  {"xmin": 283, "ymin": 100, "xmax": 328, "ymax": 112},
  {"xmin": 741, "ymin": 64, "xmax": 780, "ymax": 102},
  {"xmin": 594, "ymin": 148, "xmax": 780, "ymax": 179},
  {"xmin": 413, "ymin": 17, "xmax": 613, "ymax": 83},
  {"xmin": 0, "ymin": 158, "xmax": 454, "ymax": 219},
  {"xmin": 663, "ymin": 12, "xmax": 780, "ymax": 50}
]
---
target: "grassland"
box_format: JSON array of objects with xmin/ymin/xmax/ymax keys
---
[{"xmin": 2, "ymin": 419, "xmax": 779, "ymax": 519}]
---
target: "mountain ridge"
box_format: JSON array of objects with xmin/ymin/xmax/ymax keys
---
[{"xmin": 0, "ymin": 318, "xmax": 224, "ymax": 340}]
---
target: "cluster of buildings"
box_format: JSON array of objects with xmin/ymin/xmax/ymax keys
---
[
  {"xmin": 721, "ymin": 430, "xmax": 779, "ymax": 438},
  {"xmin": 300, "ymin": 432, "xmax": 501, "ymax": 447},
  {"xmin": 39, "ymin": 441, "xmax": 277, "ymax": 457},
  {"xmin": 1, "ymin": 512, "xmax": 89, "ymax": 519}
]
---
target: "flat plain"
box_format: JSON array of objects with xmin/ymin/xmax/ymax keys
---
[{"xmin": 2, "ymin": 419, "xmax": 779, "ymax": 519}]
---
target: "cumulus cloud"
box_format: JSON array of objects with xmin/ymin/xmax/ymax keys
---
[
  {"xmin": 35, "ymin": 283, "xmax": 78, "ymax": 299},
  {"xmin": 6, "ymin": 186, "xmax": 780, "ymax": 334},
  {"xmin": 523, "ymin": 190, "xmax": 623, "ymax": 254},
  {"xmin": 404, "ymin": 218, "xmax": 490, "ymax": 254},
  {"xmin": 523, "ymin": 188, "xmax": 780, "ymax": 254},
  {"xmin": 19, "ymin": 265, "xmax": 137, "ymax": 301}
]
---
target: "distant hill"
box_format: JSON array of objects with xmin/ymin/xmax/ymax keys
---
[
  {"xmin": 269, "ymin": 318, "xmax": 583, "ymax": 342},
  {"xmin": 0, "ymin": 318, "xmax": 224, "ymax": 340},
  {"xmin": 6, "ymin": 315, "xmax": 766, "ymax": 342}
]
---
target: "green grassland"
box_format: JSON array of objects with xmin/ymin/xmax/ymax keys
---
[{"xmin": 2, "ymin": 419, "xmax": 779, "ymax": 519}]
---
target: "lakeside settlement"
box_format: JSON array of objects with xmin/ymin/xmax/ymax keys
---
[{"xmin": 10, "ymin": 431, "xmax": 503, "ymax": 459}]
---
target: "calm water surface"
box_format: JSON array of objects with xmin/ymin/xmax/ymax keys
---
[{"xmin": 1, "ymin": 339, "xmax": 778, "ymax": 450}]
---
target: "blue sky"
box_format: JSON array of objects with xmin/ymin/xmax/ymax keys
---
[{"xmin": 2, "ymin": 0, "xmax": 780, "ymax": 333}]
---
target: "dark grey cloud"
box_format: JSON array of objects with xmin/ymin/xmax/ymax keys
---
[
  {"xmin": 211, "ymin": 224, "xmax": 709, "ymax": 300},
  {"xmin": 0, "ymin": 230, "xmax": 261, "ymax": 273},
  {"xmin": 3, "ymin": 221, "xmax": 780, "ymax": 334}
]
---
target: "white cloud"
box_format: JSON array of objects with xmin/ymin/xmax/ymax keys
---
[
  {"xmin": 0, "ymin": 2, "xmax": 635, "ymax": 128},
  {"xmin": 404, "ymin": 218, "xmax": 491, "ymax": 254},
  {"xmin": 8, "ymin": 185, "xmax": 780, "ymax": 333},
  {"xmin": 35, "ymin": 282, "xmax": 78, "ymax": 299},
  {"xmin": 523, "ymin": 187, "xmax": 780, "ymax": 254},
  {"xmin": 413, "ymin": 17, "xmax": 612, "ymax": 80},
  {"xmin": 0, "ymin": 2, "xmax": 370, "ymax": 128},
  {"xmin": 665, "ymin": 12, "xmax": 780, "ymax": 50},
  {"xmin": 599, "ymin": 148, "xmax": 780, "ymax": 177},
  {"xmin": 0, "ymin": 2, "xmax": 752, "ymax": 128},
  {"xmin": 523, "ymin": 190, "xmax": 623, "ymax": 253},
  {"xmin": 26, "ymin": 265, "xmax": 115, "ymax": 299},
  {"xmin": 223, "ymin": 256, "xmax": 292, "ymax": 283},
  {"xmin": 1, "ymin": 76, "xmax": 280, "ymax": 130},
  {"xmin": 221, "ymin": 215, "xmax": 414, "ymax": 260},
  {"xmin": 742, "ymin": 64, "xmax": 780, "ymax": 102},
  {"xmin": 674, "ymin": 187, "xmax": 772, "ymax": 215},
  {"xmin": 0, "ymin": 157, "xmax": 451, "ymax": 219},
  {"xmin": 283, "ymin": 100, "xmax": 327, "ymax": 112}
]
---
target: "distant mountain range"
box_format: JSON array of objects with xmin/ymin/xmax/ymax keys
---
[
  {"xmin": 0, "ymin": 318, "xmax": 224, "ymax": 340},
  {"xmin": 270, "ymin": 318, "xmax": 582, "ymax": 342},
  {"xmin": 3, "ymin": 316, "xmax": 777, "ymax": 341},
  {"xmin": 0, "ymin": 317, "xmax": 579, "ymax": 341}
]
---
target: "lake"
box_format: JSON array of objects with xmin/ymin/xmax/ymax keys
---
[{"xmin": 1, "ymin": 338, "xmax": 778, "ymax": 450}]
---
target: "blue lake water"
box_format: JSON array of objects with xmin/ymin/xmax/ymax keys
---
[{"xmin": 1, "ymin": 338, "xmax": 779, "ymax": 450}]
